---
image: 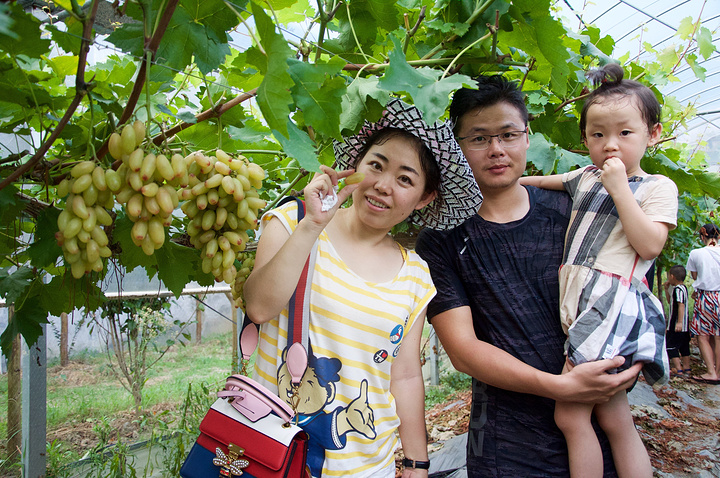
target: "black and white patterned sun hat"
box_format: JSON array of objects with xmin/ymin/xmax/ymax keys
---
[{"xmin": 333, "ymin": 98, "xmax": 482, "ymax": 230}]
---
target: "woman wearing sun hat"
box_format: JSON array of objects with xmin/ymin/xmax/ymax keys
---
[{"xmin": 244, "ymin": 98, "xmax": 481, "ymax": 477}]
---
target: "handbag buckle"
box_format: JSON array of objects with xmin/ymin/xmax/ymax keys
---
[{"xmin": 213, "ymin": 443, "xmax": 249, "ymax": 477}]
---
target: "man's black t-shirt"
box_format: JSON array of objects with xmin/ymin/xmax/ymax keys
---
[{"xmin": 416, "ymin": 186, "xmax": 617, "ymax": 477}]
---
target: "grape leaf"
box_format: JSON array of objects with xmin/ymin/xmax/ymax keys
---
[
  {"xmin": 503, "ymin": 1, "xmax": 570, "ymax": 96},
  {"xmin": 332, "ymin": 0, "xmax": 398, "ymax": 52},
  {"xmin": 526, "ymin": 133, "xmax": 557, "ymax": 174},
  {"xmin": 378, "ymin": 36, "xmax": 473, "ymax": 124},
  {"xmin": 685, "ymin": 53, "xmax": 706, "ymax": 82},
  {"xmin": 0, "ymin": 4, "xmax": 51, "ymax": 58},
  {"xmin": 158, "ymin": 0, "xmax": 236, "ymax": 75},
  {"xmin": 0, "ymin": 266, "xmax": 34, "ymax": 303},
  {"xmin": 27, "ymin": 207, "xmax": 63, "ymax": 269},
  {"xmin": 251, "ymin": 2, "xmax": 295, "ymax": 137},
  {"xmin": 288, "ymin": 57, "xmax": 347, "ymax": 140},
  {"xmin": 696, "ymin": 26, "xmax": 716, "ymax": 60},
  {"xmin": 641, "ymin": 153, "xmax": 707, "ymax": 196},
  {"xmin": 154, "ymin": 242, "xmax": 203, "ymax": 297},
  {"xmin": 273, "ymin": 120, "xmax": 321, "ymax": 172},
  {"xmin": 0, "ymin": 297, "xmax": 48, "ymax": 359},
  {"xmin": 0, "ymin": 3, "xmax": 16, "ymax": 39},
  {"xmin": 339, "ymin": 76, "xmax": 390, "ymax": 135}
]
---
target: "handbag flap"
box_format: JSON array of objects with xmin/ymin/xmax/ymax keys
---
[{"xmin": 200, "ymin": 398, "xmax": 304, "ymax": 471}]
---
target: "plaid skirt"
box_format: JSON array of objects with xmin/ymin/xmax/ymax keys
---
[
  {"xmin": 691, "ymin": 289, "xmax": 720, "ymax": 336},
  {"xmin": 561, "ymin": 265, "xmax": 669, "ymax": 386}
]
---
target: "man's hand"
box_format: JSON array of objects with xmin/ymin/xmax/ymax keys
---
[{"xmin": 555, "ymin": 356, "xmax": 642, "ymax": 404}]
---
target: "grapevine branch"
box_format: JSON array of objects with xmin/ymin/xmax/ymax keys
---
[
  {"xmin": 554, "ymin": 91, "xmax": 590, "ymax": 113},
  {"xmin": 403, "ymin": 6, "xmax": 426, "ymax": 54},
  {"xmin": 151, "ymin": 88, "xmax": 258, "ymax": 146},
  {"xmin": 0, "ymin": 0, "xmax": 100, "ymax": 192}
]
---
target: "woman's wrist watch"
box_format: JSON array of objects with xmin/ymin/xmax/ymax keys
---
[{"xmin": 402, "ymin": 458, "xmax": 430, "ymax": 470}]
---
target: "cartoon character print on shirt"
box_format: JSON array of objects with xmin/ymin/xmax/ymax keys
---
[{"xmin": 277, "ymin": 344, "xmax": 376, "ymax": 478}]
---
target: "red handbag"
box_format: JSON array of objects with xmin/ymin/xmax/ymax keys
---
[
  {"xmin": 180, "ymin": 375, "xmax": 310, "ymax": 478},
  {"xmin": 181, "ymin": 197, "xmax": 314, "ymax": 478}
]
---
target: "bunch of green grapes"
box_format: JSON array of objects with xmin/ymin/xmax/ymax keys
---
[
  {"xmin": 231, "ymin": 252, "xmax": 255, "ymax": 310},
  {"xmin": 180, "ymin": 149, "xmax": 266, "ymax": 285},
  {"xmin": 55, "ymin": 160, "xmax": 115, "ymax": 278},
  {"xmin": 108, "ymin": 122, "xmax": 186, "ymax": 255}
]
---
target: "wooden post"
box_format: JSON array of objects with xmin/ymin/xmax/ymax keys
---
[
  {"xmin": 195, "ymin": 296, "xmax": 203, "ymax": 344},
  {"xmin": 226, "ymin": 293, "xmax": 238, "ymax": 373},
  {"xmin": 7, "ymin": 305, "xmax": 21, "ymax": 464},
  {"xmin": 60, "ymin": 312, "xmax": 69, "ymax": 366}
]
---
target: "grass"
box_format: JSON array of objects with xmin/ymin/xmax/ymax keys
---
[
  {"xmin": 0, "ymin": 332, "xmax": 235, "ymax": 477},
  {"xmin": 42, "ymin": 333, "xmax": 232, "ymax": 430}
]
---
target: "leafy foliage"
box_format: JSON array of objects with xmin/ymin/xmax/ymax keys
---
[{"xmin": 0, "ymin": 0, "xmax": 718, "ymax": 354}]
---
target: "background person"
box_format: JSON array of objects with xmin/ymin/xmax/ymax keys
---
[
  {"xmin": 664, "ymin": 265, "xmax": 691, "ymax": 379},
  {"xmin": 686, "ymin": 223, "xmax": 720, "ymax": 384},
  {"xmin": 244, "ymin": 99, "xmax": 482, "ymax": 477},
  {"xmin": 416, "ymin": 74, "xmax": 640, "ymax": 477}
]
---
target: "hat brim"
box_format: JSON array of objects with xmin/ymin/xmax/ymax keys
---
[{"xmin": 333, "ymin": 98, "xmax": 482, "ymax": 230}]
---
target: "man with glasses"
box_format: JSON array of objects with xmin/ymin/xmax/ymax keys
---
[{"xmin": 416, "ymin": 75, "xmax": 640, "ymax": 476}]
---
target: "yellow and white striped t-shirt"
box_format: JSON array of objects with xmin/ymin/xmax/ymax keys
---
[{"xmin": 253, "ymin": 201, "xmax": 435, "ymax": 478}]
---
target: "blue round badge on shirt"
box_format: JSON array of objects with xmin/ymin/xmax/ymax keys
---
[{"xmin": 390, "ymin": 325, "xmax": 404, "ymax": 344}]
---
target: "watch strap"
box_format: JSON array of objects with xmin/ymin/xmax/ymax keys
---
[{"xmin": 402, "ymin": 458, "xmax": 430, "ymax": 470}]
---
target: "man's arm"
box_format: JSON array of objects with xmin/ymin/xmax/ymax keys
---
[{"xmin": 432, "ymin": 307, "xmax": 642, "ymax": 403}]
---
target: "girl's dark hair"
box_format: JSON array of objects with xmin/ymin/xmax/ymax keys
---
[
  {"xmin": 580, "ymin": 63, "xmax": 661, "ymax": 138},
  {"xmin": 356, "ymin": 127, "xmax": 441, "ymax": 197},
  {"xmin": 700, "ymin": 223, "xmax": 720, "ymax": 240},
  {"xmin": 450, "ymin": 75, "xmax": 528, "ymax": 135}
]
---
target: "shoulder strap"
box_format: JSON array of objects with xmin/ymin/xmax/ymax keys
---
[{"xmin": 239, "ymin": 196, "xmax": 313, "ymax": 385}]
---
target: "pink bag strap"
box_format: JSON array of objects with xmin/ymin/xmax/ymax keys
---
[{"xmin": 218, "ymin": 374, "xmax": 294, "ymax": 423}]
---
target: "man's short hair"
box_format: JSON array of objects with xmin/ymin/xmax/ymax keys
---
[
  {"xmin": 449, "ymin": 75, "xmax": 529, "ymax": 135},
  {"xmin": 669, "ymin": 265, "xmax": 686, "ymax": 281}
]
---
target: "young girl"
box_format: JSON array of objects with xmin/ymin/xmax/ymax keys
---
[
  {"xmin": 520, "ymin": 63, "xmax": 678, "ymax": 477},
  {"xmin": 243, "ymin": 99, "xmax": 482, "ymax": 478}
]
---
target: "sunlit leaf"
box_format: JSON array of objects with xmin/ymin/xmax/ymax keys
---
[
  {"xmin": 379, "ymin": 36, "xmax": 472, "ymax": 124},
  {"xmin": 696, "ymin": 26, "xmax": 716, "ymax": 60},
  {"xmin": 250, "ymin": 2, "xmax": 294, "ymax": 136},
  {"xmin": 273, "ymin": 120, "xmax": 321, "ymax": 172}
]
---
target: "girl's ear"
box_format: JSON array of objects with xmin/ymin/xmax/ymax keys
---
[
  {"xmin": 414, "ymin": 190, "xmax": 438, "ymax": 211},
  {"xmin": 647, "ymin": 123, "xmax": 662, "ymax": 147}
]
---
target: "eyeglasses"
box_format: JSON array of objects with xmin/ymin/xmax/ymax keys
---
[{"xmin": 457, "ymin": 129, "xmax": 528, "ymax": 151}]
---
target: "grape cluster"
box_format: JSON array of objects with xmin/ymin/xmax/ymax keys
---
[
  {"xmin": 231, "ymin": 252, "xmax": 255, "ymax": 310},
  {"xmin": 55, "ymin": 160, "xmax": 115, "ymax": 278},
  {"xmin": 108, "ymin": 122, "xmax": 184, "ymax": 255},
  {"xmin": 180, "ymin": 149, "xmax": 266, "ymax": 285}
]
